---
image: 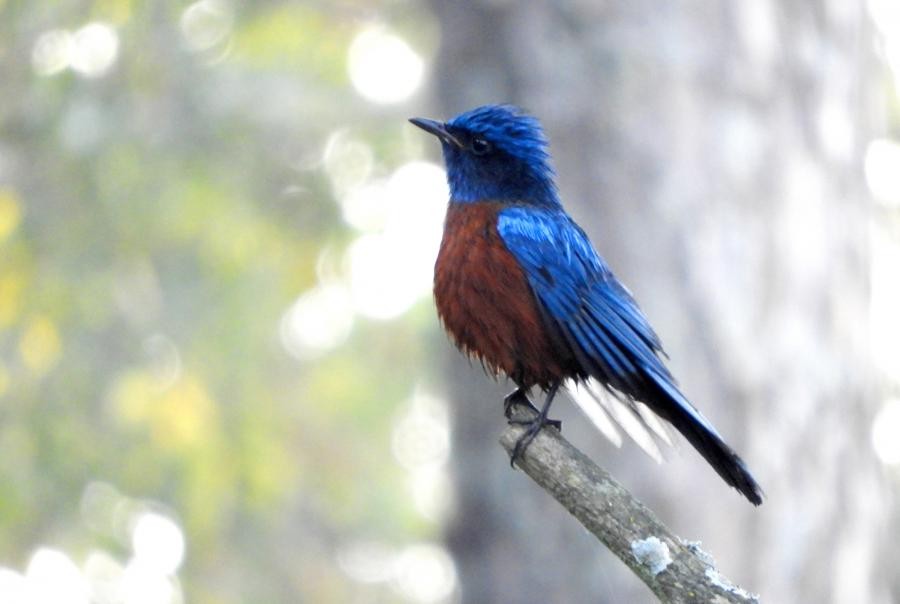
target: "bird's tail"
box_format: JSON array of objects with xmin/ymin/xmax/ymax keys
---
[
  {"xmin": 644, "ymin": 369, "xmax": 764, "ymax": 506},
  {"xmin": 568, "ymin": 375, "xmax": 763, "ymax": 506}
]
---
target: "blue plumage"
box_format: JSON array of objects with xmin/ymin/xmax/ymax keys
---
[
  {"xmin": 410, "ymin": 104, "xmax": 763, "ymax": 505},
  {"xmin": 437, "ymin": 105, "xmax": 559, "ymax": 207},
  {"xmin": 497, "ymin": 206, "xmax": 723, "ymax": 441}
]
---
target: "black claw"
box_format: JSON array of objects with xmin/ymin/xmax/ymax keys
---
[
  {"xmin": 507, "ymin": 381, "xmax": 562, "ymax": 467},
  {"xmin": 503, "ymin": 387, "xmax": 538, "ymax": 418}
]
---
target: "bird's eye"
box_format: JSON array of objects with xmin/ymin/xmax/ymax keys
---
[{"xmin": 471, "ymin": 138, "xmax": 492, "ymax": 155}]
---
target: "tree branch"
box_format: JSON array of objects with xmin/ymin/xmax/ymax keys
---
[{"xmin": 500, "ymin": 409, "xmax": 759, "ymax": 604}]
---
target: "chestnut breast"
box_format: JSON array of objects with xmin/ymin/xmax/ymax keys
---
[{"xmin": 433, "ymin": 202, "xmax": 574, "ymax": 389}]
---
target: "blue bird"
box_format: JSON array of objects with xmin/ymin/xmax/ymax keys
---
[{"xmin": 411, "ymin": 104, "xmax": 763, "ymax": 505}]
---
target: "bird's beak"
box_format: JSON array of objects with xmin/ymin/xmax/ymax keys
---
[{"xmin": 409, "ymin": 117, "xmax": 463, "ymax": 148}]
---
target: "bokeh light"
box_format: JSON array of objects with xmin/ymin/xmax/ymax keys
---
[
  {"xmin": 346, "ymin": 233, "xmax": 425, "ymax": 320},
  {"xmin": 337, "ymin": 540, "xmax": 458, "ymax": 603},
  {"xmin": 119, "ymin": 559, "xmax": 182, "ymax": 604},
  {"xmin": 872, "ymin": 399, "xmax": 900, "ymax": 465},
  {"xmin": 26, "ymin": 548, "xmax": 90, "ymax": 604},
  {"xmin": 180, "ymin": 0, "xmax": 234, "ymax": 52},
  {"xmin": 69, "ymin": 23, "xmax": 119, "ymax": 78},
  {"xmin": 345, "ymin": 161, "xmax": 448, "ymax": 320},
  {"xmin": 0, "ymin": 568, "xmax": 28, "ymax": 602},
  {"xmin": 131, "ymin": 512, "xmax": 186, "ymax": 576},
  {"xmin": 393, "ymin": 390, "xmax": 453, "ymax": 523},
  {"xmin": 83, "ymin": 551, "xmax": 124, "ymax": 604},
  {"xmin": 348, "ymin": 27, "xmax": 424, "ymax": 104},
  {"xmin": 865, "ymin": 138, "xmax": 900, "ymax": 206},
  {"xmin": 280, "ymin": 282, "xmax": 355, "ymax": 359},
  {"xmin": 392, "ymin": 544, "xmax": 457, "ymax": 604},
  {"xmin": 32, "ymin": 30, "xmax": 73, "ymax": 76},
  {"xmin": 81, "ymin": 481, "xmax": 125, "ymax": 534},
  {"xmin": 869, "ymin": 0, "xmax": 900, "ymax": 94},
  {"xmin": 33, "ymin": 23, "xmax": 120, "ymax": 78},
  {"xmin": 340, "ymin": 180, "xmax": 390, "ymax": 233},
  {"xmin": 870, "ymin": 226, "xmax": 900, "ymax": 378},
  {"xmin": 336, "ymin": 541, "xmax": 396, "ymax": 584},
  {"xmin": 392, "ymin": 391, "xmax": 450, "ymax": 471},
  {"xmin": 323, "ymin": 132, "xmax": 375, "ymax": 199}
]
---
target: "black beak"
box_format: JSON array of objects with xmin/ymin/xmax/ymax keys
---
[{"xmin": 409, "ymin": 117, "xmax": 463, "ymax": 148}]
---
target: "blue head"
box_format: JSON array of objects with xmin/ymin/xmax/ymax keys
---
[{"xmin": 410, "ymin": 105, "xmax": 560, "ymax": 208}]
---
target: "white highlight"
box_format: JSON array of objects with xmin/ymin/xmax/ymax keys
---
[
  {"xmin": 817, "ymin": 99, "xmax": 853, "ymax": 160},
  {"xmin": 180, "ymin": 0, "xmax": 234, "ymax": 52},
  {"xmin": 348, "ymin": 27, "xmax": 424, "ymax": 104},
  {"xmin": 392, "ymin": 390, "xmax": 454, "ymax": 522},
  {"xmin": 336, "ymin": 541, "xmax": 396, "ymax": 584},
  {"xmin": 131, "ymin": 512, "xmax": 186, "ymax": 576},
  {"xmin": 26, "ymin": 548, "xmax": 90, "ymax": 604},
  {"xmin": 118, "ymin": 560, "xmax": 181, "ymax": 604},
  {"xmin": 391, "ymin": 544, "xmax": 457, "ymax": 603},
  {"xmin": 346, "ymin": 162, "xmax": 447, "ymax": 320},
  {"xmin": 630, "ymin": 536, "xmax": 672, "ymax": 577},
  {"xmin": 0, "ymin": 568, "xmax": 27, "ymax": 602},
  {"xmin": 869, "ymin": 0, "xmax": 900, "ymax": 95},
  {"xmin": 323, "ymin": 132, "xmax": 375, "ymax": 200},
  {"xmin": 82, "ymin": 551, "xmax": 124, "ymax": 604},
  {"xmin": 346, "ymin": 233, "xmax": 424, "ymax": 320},
  {"xmin": 392, "ymin": 393, "xmax": 450, "ymax": 471},
  {"xmin": 32, "ymin": 30, "xmax": 73, "ymax": 75},
  {"xmin": 865, "ymin": 138, "xmax": 900, "ymax": 206},
  {"xmin": 870, "ymin": 227, "xmax": 900, "ymax": 377},
  {"xmin": 872, "ymin": 399, "xmax": 900, "ymax": 465},
  {"xmin": 280, "ymin": 282, "xmax": 355, "ymax": 359},
  {"xmin": 70, "ymin": 23, "xmax": 119, "ymax": 78}
]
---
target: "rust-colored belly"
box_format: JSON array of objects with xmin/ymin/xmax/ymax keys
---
[{"xmin": 433, "ymin": 202, "xmax": 572, "ymax": 389}]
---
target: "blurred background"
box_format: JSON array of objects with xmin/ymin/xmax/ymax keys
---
[{"xmin": 1, "ymin": 0, "xmax": 899, "ymax": 602}]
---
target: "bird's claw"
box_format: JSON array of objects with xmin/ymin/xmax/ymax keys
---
[
  {"xmin": 503, "ymin": 387, "xmax": 538, "ymax": 419},
  {"xmin": 508, "ymin": 416, "xmax": 561, "ymax": 467},
  {"xmin": 506, "ymin": 381, "xmax": 563, "ymax": 468}
]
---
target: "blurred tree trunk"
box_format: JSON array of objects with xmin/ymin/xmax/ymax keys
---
[{"xmin": 431, "ymin": 2, "xmax": 893, "ymax": 603}]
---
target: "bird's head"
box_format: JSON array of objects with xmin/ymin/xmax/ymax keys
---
[{"xmin": 410, "ymin": 104, "xmax": 560, "ymax": 208}]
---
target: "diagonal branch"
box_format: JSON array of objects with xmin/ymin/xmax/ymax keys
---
[{"xmin": 500, "ymin": 409, "xmax": 759, "ymax": 604}]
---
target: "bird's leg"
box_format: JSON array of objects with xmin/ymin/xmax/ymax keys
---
[
  {"xmin": 509, "ymin": 381, "xmax": 562, "ymax": 466},
  {"xmin": 504, "ymin": 386, "xmax": 562, "ymax": 430}
]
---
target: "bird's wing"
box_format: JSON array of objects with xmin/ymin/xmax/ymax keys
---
[
  {"xmin": 497, "ymin": 206, "xmax": 763, "ymax": 505},
  {"xmin": 496, "ymin": 206, "xmax": 721, "ymax": 441}
]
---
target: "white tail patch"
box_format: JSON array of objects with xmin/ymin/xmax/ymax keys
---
[
  {"xmin": 567, "ymin": 381, "xmax": 623, "ymax": 447},
  {"xmin": 565, "ymin": 379, "xmax": 671, "ymax": 463}
]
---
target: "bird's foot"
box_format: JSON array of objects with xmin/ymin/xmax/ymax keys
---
[
  {"xmin": 509, "ymin": 415, "xmax": 562, "ymax": 466},
  {"xmin": 504, "ymin": 388, "xmax": 561, "ymax": 431},
  {"xmin": 507, "ymin": 381, "xmax": 562, "ymax": 467},
  {"xmin": 503, "ymin": 387, "xmax": 539, "ymax": 418}
]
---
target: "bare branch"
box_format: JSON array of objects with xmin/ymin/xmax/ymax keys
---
[{"xmin": 500, "ymin": 410, "xmax": 759, "ymax": 604}]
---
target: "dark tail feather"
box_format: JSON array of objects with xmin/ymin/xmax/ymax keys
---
[{"xmin": 646, "ymin": 378, "xmax": 764, "ymax": 506}]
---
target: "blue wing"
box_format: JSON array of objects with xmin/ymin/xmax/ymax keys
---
[{"xmin": 496, "ymin": 205, "xmax": 721, "ymax": 439}]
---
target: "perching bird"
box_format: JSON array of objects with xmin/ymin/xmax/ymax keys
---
[{"xmin": 410, "ymin": 104, "xmax": 763, "ymax": 506}]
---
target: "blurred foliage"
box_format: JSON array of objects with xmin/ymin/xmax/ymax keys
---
[{"xmin": 0, "ymin": 0, "xmax": 444, "ymax": 602}]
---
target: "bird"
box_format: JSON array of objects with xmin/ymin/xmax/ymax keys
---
[{"xmin": 410, "ymin": 104, "xmax": 763, "ymax": 506}]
